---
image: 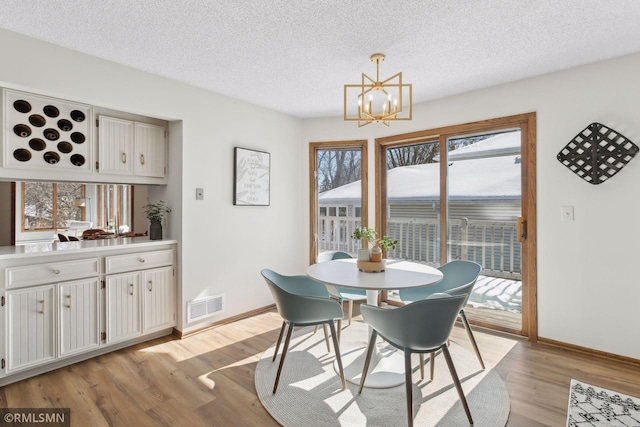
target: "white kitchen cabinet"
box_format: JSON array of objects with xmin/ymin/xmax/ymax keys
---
[
  {"xmin": 98, "ymin": 116, "xmax": 134, "ymax": 175},
  {"xmin": 106, "ymin": 272, "xmax": 141, "ymax": 344},
  {"xmin": 142, "ymin": 266, "xmax": 175, "ymax": 332},
  {"xmin": 98, "ymin": 115, "xmax": 165, "ymax": 178},
  {"xmin": 134, "ymin": 122, "xmax": 165, "ymax": 177},
  {"xmin": 5, "ymin": 284, "xmax": 56, "ymax": 373},
  {"xmin": 59, "ymin": 278, "xmax": 100, "ymax": 357},
  {"xmin": 0, "ymin": 239, "xmax": 177, "ymax": 385}
]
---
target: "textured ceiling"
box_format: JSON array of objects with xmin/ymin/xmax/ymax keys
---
[{"xmin": 1, "ymin": 1, "xmax": 640, "ymax": 118}]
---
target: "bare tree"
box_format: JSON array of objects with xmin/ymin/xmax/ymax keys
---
[{"xmin": 317, "ymin": 149, "xmax": 361, "ymax": 192}]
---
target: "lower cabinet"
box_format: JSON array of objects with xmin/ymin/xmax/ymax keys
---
[
  {"xmin": 106, "ymin": 266, "xmax": 175, "ymax": 343},
  {"xmin": 142, "ymin": 266, "xmax": 175, "ymax": 332},
  {"xmin": 59, "ymin": 278, "xmax": 101, "ymax": 357},
  {"xmin": 106, "ymin": 272, "xmax": 141, "ymax": 343},
  {"xmin": 0, "ymin": 242, "xmax": 177, "ymax": 384},
  {"xmin": 5, "ymin": 285, "xmax": 56, "ymax": 372}
]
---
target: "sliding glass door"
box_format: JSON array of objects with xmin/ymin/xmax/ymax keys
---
[{"xmin": 376, "ymin": 114, "xmax": 536, "ymax": 338}]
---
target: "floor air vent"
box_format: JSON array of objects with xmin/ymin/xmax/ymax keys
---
[{"xmin": 187, "ymin": 294, "xmax": 224, "ymax": 322}]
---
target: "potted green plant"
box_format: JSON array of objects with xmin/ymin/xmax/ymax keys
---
[
  {"xmin": 376, "ymin": 236, "xmax": 398, "ymax": 258},
  {"xmin": 352, "ymin": 226, "xmax": 377, "ymax": 261},
  {"xmin": 143, "ymin": 200, "xmax": 171, "ymax": 240}
]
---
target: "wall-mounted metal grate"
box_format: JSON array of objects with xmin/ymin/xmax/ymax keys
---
[{"xmin": 557, "ymin": 122, "xmax": 638, "ymax": 185}]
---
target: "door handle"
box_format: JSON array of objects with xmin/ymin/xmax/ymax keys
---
[
  {"xmin": 67, "ymin": 294, "xmax": 72, "ymax": 308},
  {"xmin": 140, "ymin": 154, "xmax": 145, "ymax": 165},
  {"xmin": 129, "ymin": 283, "xmax": 134, "ymax": 295},
  {"xmin": 39, "ymin": 300, "xmax": 45, "ymax": 314},
  {"xmin": 121, "ymin": 152, "xmax": 127, "ymax": 164},
  {"xmin": 517, "ymin": 217, "xmax": 527, "ymax": 242},
  {"xmin": 148, "ymin": 280, "xmax": 153, "ymax": 292}
]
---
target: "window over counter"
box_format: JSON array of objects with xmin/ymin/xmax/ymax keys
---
[
  {"xmin": 19, "ymin": 182, "xmax": 134, "ymax": 239},
  {"xmin": 21, "ymin": 182, "xmax": 85, "ymax": 231}
]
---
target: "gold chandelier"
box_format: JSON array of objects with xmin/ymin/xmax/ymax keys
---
[{"xmin": 344, "ymin": 53, "xmax": 412, "ymax": 127}]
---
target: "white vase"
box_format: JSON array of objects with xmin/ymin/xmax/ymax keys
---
[{"xmin": 358, "ymin": 248, "xmax": 371, "ymax": 261}]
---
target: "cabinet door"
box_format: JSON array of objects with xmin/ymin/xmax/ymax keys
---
[
  {"xmin": 6, "ymin": 285, "xmax": 56, "ymax": 372},
  {"xmin": 98, "ymin": 116, "xmax": 134, "ymax": 175},
  {"xmin": 59, "ymin": 278, "xmax": 100, "ymax": 357},
  {"xmin": 106, "ymin": 273, "xmax": 141, "ymax": 343},
  {"xmin": 142, "ymin": 266, "xmax": 175, "ymax": 332},
  {"xmin": 134, "ymin": 122, "xmax": 165, "ymax": 177}
]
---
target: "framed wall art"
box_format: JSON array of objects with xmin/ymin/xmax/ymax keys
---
[{"xmin": 234, "ymin": 147, "xmax": 270, "ymax": 206}]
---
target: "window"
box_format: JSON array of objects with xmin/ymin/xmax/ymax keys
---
[
  {"xmin": 309, "ymin": 140, "xmax": 368, "ymax": 263},
  {"xmin": 96, "ymin": 184, "xmax": 132, "ymax": 231},
  {"xmin": 22, "ymin": 182, "xmax": 85, "ymax": 231}
]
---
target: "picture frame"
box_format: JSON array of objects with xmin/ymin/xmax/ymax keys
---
[{"xmin": 234, "ymin": 147, "xmax": 270, "ymax": 206}]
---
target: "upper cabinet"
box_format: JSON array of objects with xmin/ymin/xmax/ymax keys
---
[
  {"xmin": 98, "ymin": 116, "xmax": 165, "ymax": 178},
  {"xmin": 1, "ymin": 87, "xmax": 169, "ymax": 185},
  {"xmin": 134, "ymin": 122, "xmax": 166, "ymax": 178},
  {"xmin": 98, "ymin": 116, "xmax": 134, "ymax": 175}
]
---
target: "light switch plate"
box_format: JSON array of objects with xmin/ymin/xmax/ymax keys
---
[
  {"xmin": 196, "ymin": 188, "xmax": 204, "ymax": 200},
  {"xmin": 561, "ymin": 206, "xmax": 574, "ymax": 221}
]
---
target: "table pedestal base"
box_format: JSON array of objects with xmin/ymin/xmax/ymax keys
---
[{"xmin": 334, "ymin": 343, "xmax": 405, "ymax": 389}]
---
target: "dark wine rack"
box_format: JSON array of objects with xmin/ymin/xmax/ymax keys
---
[{"xmin": 3, "ymin": 89, "xmax": 92, "ymax": 171}]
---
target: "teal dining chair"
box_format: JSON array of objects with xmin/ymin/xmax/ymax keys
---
[
  {"xmin": 399, "ymin": 260, "xmax": 484, "ymax": 377},
  {"xmin": 317, "ymin": 250, "xmax": 368, "ymax": 325},
  {"xmin": 261, "ymin": 269, "xmax": 346, "ymax": 394},
  {"xmin": 358, "ymin": 294, "xmax": 473, "ymax": 427},
  {"xmin": 262, "ymin": 268, "xmax": 340, "ymax": 357}
]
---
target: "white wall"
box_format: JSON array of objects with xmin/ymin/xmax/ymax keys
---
[
  {"xmin": 302, "ymin": 53, "xmax": 640, "ymax": 360},
  {"xmin": 0, "ymin": 29, "xmax": 304, "ymax": 333}
]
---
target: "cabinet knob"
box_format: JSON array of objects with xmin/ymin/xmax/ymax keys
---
[
  {"xmin": 139, "ymin": 258, "xmax": 145, "ymax": 263},
  {"xmin": 53, "ymin": 269, "xmax": 61, "ymax": 275}
]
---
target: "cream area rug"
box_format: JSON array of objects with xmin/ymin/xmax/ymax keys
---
[
  {"xmin": 255, "ymin": 321, "xmax": 510, "ymax": 426},
  {"xmin": 567, "ymin": 379, "xmax": 640, "ymax": 426}
]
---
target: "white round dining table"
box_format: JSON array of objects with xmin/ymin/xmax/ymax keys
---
[{"xmin": 306, "ymin": 258, "xmax": 443, "ymax": 388}]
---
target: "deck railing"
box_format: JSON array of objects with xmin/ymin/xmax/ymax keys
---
[{"xmin": 318, "ymin": 216, "xmax": 521, "ymax": 280}]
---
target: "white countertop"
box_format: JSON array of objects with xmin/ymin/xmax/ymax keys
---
[{"xmin": 0, "ymin": 237, "xmax": 178, "ymax": 260}]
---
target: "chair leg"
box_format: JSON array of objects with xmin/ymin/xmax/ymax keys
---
[
  {"xmin": 460, "ymin": 310, "xmax": 485, "ymax": 369},
  {"xmin": 405, "ymin": 351, "xmax": 414, "ymax": 427},
  {"xmin": 328, "ymin": 322, "xmax": 346, "ymax": 390},
  {"xmin": 272, "ymin": 321, "xmax": 287, "ymax": 362},
  {"xmin": 337, "ymin": 319, "xmax": 342, "ymax": 344},
  {"xmin": 273, "ymin": 324, "xmax": 295, "ymax": 394},
  {"xmin": 441, "ymin": 345, "xmax": 473, "ymax": 425},
  {"xmin": 313, "ymin": 325, "xmax": 318, "ymax": 334},
  {"xmin": 419, "ymin": 354, "xmax": 425, "ymax": 380},
  {"xmin": 430, "ymin": 352, "xmax": 435, "ymax": 380},
  {"xmin": 322, "ymin": 324, "xmax": 331, "ymax": 352},
  {"xmin": 347, "ymin": 300, "xmax": 353, "ymax": 326},
  {"xmin": 358, "ymin": 330, "xmax": 378, "ymax": 394}
]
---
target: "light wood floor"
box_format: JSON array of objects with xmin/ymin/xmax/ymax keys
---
[{"xmin": 1, "ymin": 305, "xmax": 639, "ymax": 426}]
